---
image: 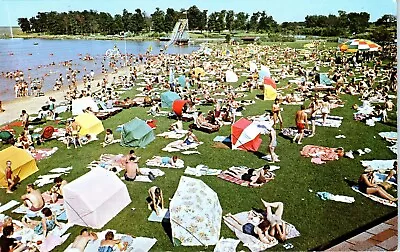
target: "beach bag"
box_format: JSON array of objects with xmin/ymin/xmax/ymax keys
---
[{"xmin": 148, "ymin": 172, "xmax": 156, "ymax": 181}]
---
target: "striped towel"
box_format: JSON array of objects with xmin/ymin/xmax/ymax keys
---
[{"xmin": 217, "ymin": 172, "xmax": 250, "ymax": 187}]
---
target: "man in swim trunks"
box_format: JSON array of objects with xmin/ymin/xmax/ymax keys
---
[
  {"xmin": 124, "ymin": 157, "xmax": 140, "ymax": 181},
  {"xmin": 292, "ymin": 105, "xmax": 308, "ymax": 144},
  {"xmin": 20, "ymin": 184, "xmax": 45, "ymax": 212}
]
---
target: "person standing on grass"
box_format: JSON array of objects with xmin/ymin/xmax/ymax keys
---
[
  {"xmin": 272, "ymin": 98, "xmax": 283, "ymax": 130},
  {"xmin": 292, "ymin": 105, "xmax": 308, "ymax": 144},
  {"xmin": 5, "ymin": 160, "xmax": 16, "ymax": 194},
  {"xmin": 20, "ymin": 110, "xmax": 29, "ymax": 128},
  {"xmin": 308, "ymin": 96, "xmax": 319, "ymax": 137}
]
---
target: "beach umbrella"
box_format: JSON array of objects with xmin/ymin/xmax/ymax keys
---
[
  {"xmin": 193, "ymin": 67, "xmax": 205, "ymax": 77},
  {"xmin": 339, "ymin": 39, "xmax": 382, "ymax": 53}
]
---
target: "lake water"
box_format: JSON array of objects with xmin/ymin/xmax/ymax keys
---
[{"xmin": 0, "ymin": 38, "xmax": 199, "ymax": 102}]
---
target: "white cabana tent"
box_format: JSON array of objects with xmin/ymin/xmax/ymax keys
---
[
  {"xmin": 72, "ymin": 97, "xmax": 99, "ymax": 116},
  {"xmin": 63, "ymin": 168, "xmax": 131, "ymax": 229},
  {"xmin": 169, "ymin": 176, "xmax": 222, "ymax": 246}
]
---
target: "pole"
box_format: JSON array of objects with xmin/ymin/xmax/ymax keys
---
[{"xmin": 124, "ymin": 32, "xmax": 127, "ymax": 67}]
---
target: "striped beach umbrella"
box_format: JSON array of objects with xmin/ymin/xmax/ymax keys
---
[{"xmin": 339, "ymin": 39, "xmax": 382, "ymax": 53}]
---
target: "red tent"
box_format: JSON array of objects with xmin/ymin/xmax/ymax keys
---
[
  {"xmin": 263, "ymin": 77, "xmax": 277, "ymax": 89},
  {"xmin": 172, "ymin": 100, "xmax": 189, "ymax": 117},
  {"xmin": 231, "ymin": 118, "xmax": 262, "ymax": 152}
]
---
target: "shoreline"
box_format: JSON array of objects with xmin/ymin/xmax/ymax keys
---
[{"xmin": 0, "ymin": 67, "xmax": 130, "ymax": 126}]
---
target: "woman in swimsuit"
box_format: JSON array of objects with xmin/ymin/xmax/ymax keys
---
[
  {"xmin": 358, "ymin": 170, "xmax": 397, "ymax": 202},
  {"xmin": 223, "ymin": 213, "xmax": 275, "ymax": 244},
  {"xmin": 272, "ymin": 99, "xmax": 283, "ymax": 130},
  {"xmin": 98, "ymin": 231, "xmax": 127, "ymax": 252},
  {"xmin": 22, "ymin": 208, "xmax": 61, "ymax": 238},
  {"xmin": 261, "ymin": 200, "xmax": 288, "ymax": 242}
]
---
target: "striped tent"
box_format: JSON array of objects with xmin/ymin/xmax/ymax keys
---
[{"xmin": 339, "ymin": 39, "xmax": 382, "ymax": 53}]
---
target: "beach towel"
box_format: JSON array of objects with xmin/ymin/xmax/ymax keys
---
[
  {"xmin": 147, "ymin": 209, "xmax": 170, "ymax": 222},
  {"xmin": 34, "ymin": 172, "xmax": 70, "ymax": 188},
  {"xmin": 213, "ymin": 136, "xmax": 231, "ymax": 143},
  {"xmin": 49, "ymin": 167, "xmax": 73, "ymax": 173},
  {"xmin": 184, "ymin": 165, "xmax": 222, "ymax": 177},
  {"xmin": 281, "ymin": 128, "xmax": 312, "ymax": 138},
  {"xmin": 162, "ymin": 140, "xmax": 203, "ymax": 152},
  {"xmin": 214, "ymin": 238, "xmax": 240, "ymax": 252},
  {"xmin": 39, "ymin": 233, "xmax": 71, "ymax": 252},
  {"xmin": 145, "ymin": 156, "xmax": 184, "ymax": 169},
  {"xmin": 224, "ymin": 212, "xmax": 300, "ymax": 252},
  {"xmin": 314, "ymin": 115, "xmax": 343, "ymax": 128},
  {"xmin": 316, "ymin": 192, "xmax": 355, "ymax": 203},
  {"xmin": 86, "ymin": 154, "xmax": 125, "ymax": 173},
  {"xmin": 181, "ymin": 151, "xmax": 201, "ymax": 155},
  {"xmin": 378, "ymin": 132, "xmax": 397, "ymax": 142},
  {"xmin": 300, "ymin": 145, "xmax": 339, "ymax": 162},
  {"xmin": 351, "ymin": 186, "xmax": 397, "ymax": 207},
  {"xmin": 373, "ymin": 173, "xmax": 397, "ymax": 186},
  {"xmin": 71, "ymin": 230, "xmax": 157, "ymax": 252},
  {"xmin": 360, "ymin": 160, "xmax": 396, "ymax": 171},
  {"xmin": 157, "ymin": 130, "xmax": 187, "ymax": 139},
  {"xmin": 124, "ymin": 168, "xmax": 165, "ymax": 183},
  {"xmin": 13, "ymin": 222, "xmax": 72, "ymax": 245},
  {"xmin": 31, "ymin": 147, "xmax": 58, "ymax": 161},
  {"xmin": 218, "ymin": 172, "xmax": 250, "ymax": 187},
  {"xmin": 0, "ymin": 200, "xmax": 19, "ymax": 213}
]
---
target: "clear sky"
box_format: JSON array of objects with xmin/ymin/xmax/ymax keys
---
[{"xmin": 0, "ymin": 0, "xmax": 396, "ymax": 26}]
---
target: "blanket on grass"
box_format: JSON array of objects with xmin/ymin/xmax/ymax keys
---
[
  {"xmin": 360, "ymin": 160, "xmax": 397, "ymax": 171},
  {"xmin": 224, "ymin": 211, "xmax": 300, "ymax": 252},
  {"xmin": 184, "ymin": 165, "xmax": 222, "ymax": 177},
  {"xmin": 162, "ymin": 140, "xmax": 203, "ymax": 152},
  {"xmin": 218, "ymin": 166, "xmax": 277, "ymax": 187},
  {"xmin": 31, "ymin": 147, "xmax": 58, "ymax": 161},
  {"xmin": 300, "ymin": 145, "xmax": 339, "ymax": 162},
  {"xmin": 351, "ymin": 186, "xmax": 397, "ymax": 207},
  {"xmin": 66, "ymin": 230, "xmax": 157, "ymax": 252},
  {"xmin": 0, "ymin": 200, "xmax": 19, "ymax": 213},
  {"xmin": 145, "ymin": 156, "xmax": 185, "ymax": 169},
  {"xmin": 157, "ymin": 130, "xmax": 188, "ymax": 139},
  {"xmin": 379, "ymin": 132, "xmax": 397, "ymax": 143},
  {"xmin": 147, "ymin": 208, "xmax": 170, "ymax": 222},
  {"xmin": 281, "ymin": 128, "xmax": 312, "ymax": 138},
  {"xmin": 34, "ymin": 167, "xmax": 72, "ymax": 187},
  {"xmin": 87, "ymin": 154, "xmax": 125, "ymax": 173},
  {"xmin": 121, "ymin": 168, "xmax": 165, "ymax": 183},
  {"xmin": 314, "ymin": 115, "xmax": 343, "ymax": 128}
]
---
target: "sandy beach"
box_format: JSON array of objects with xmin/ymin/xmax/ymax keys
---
[{"xmin": 0, "ymin": 67, "xmax": 130, "ymax": 126}]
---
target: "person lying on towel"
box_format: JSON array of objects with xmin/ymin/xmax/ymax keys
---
[
  {"xmin": 196, "ymin": 112, "xmax": 219, "ymax": 131},
  {"xmin": 147, "ymin": 186, "xmax": 164, "ymax": 216},
  {"xmin": 21, "ymin": 184, "xmax": 45, "ymax": 212},
  {"xmin": 261, "ymin": 200, "xmax": 288, "ymax": 242},
  {"xmin": 224, "ymin": 213, "xmax": 275, "ymax": 244},
  {"xmin": 66, "ymin": 228, "xmax": 98, "ymax": 252},
  {"xmin": 154, "ymin": 155, "xmax": 178, "ymax": 167},
  {"xmin": 225, "ymin": 167, "xmax": 272, "ymax": 187},
  {"xmin": 358, "ymin": 170, "xmax": 397, "ymax": 203},
  {"xmin": 124, "ymin": 157, "xmax": 141, "ymax": 181},
  {"xmin": 98, "ymin": 231, "xmax": 128, "ymax": 252}
]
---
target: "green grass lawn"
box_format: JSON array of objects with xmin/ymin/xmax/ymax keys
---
[{"xmin": 0, "ymin": 46, "xmax": 396, "ymax": 251}]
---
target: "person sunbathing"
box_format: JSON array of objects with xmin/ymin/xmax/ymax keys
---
[
  {"xmin": 66, "ymin": 228, "xmax": 98, "ymax": 252},
  {"xmin": 159, "ymin": 156, "xmax": 178, "ymax": 166},
  {"xmin": 50, "ymin": 177, "xmax": 68, "ymax": 203},
  {"xmin": 196, "ymin": 112, "xmax": 219, "ymax": 130},
  {"xmin": 183, "ymin": 128, "xmax": 199, "ymax": 145},
  {"xmin": 98, "ymin": 231, "xmax": 127, "ymax": 252},
  {"xmin": 223, "ymin": 213, "xmax": 275, "ymax": 244},
  {"xmin": 261, "ymin": 200, "xmax": 288, "ymax": 242},
  {"xmin": 358, "ymin": 170, "xmax": 397, "ymax": 202},
  {"xmin": 0, "ymin": 226, "xmax": 26, "ymax": 252},
  {"xmin": 383, "ymin": 161, "xmax": 397, "ymax": 184},
  {"xmin": 226, "ymin": 168, "xmax": 266, "ymax": 187},
  {"xmin": 124, "ymin": 157, "xmax": 141, "ymax": 181},
  {"xmin": 22, "ymin": 207, "xmax": 61, "ymax": 238},
  {"xmin": 0, "ymin": 217, "xmax": 22, "ymax": 234},
  {"xmin": 20, "ymin": 184, "xmax": 45, "ymax": 212},
  {"xmin": 147, "ymin": 186, "xmax": 164, "ymax": 216}
]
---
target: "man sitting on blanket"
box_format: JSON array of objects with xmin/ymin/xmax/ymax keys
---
[
  {"xmin": 20, "ymin": 184, "xmax": 45, "ymax": 212},
  {"xmin": 50, "ymin": 177, "xmax": 68, "ymax": 203},
  {"xmin": 66, "ymin": 228, "xmax": 98, "ymax": 252},
  {"xmin": 124, "ymin": 157, "xmax": 141, "ymax": 181}
]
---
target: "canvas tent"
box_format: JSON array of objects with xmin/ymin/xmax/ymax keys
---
[
  {"xmin": 169, "ymin": 176, "xmax": 222, "ymax": 246},
  {"xmin": 120, "ymin": 118, "xmax": 155, "ymax": 148},
  {"xmin": 75, "ymin": 113, "xmax": 104, "ymax": 136},
  {"xmin": 231, "ymin": 118, "xmax": 262, "ymax": 152},
  {"xmin": 0, "ymin": 146, "xmax": 38, "ymax": 187},
  {"xmin": 72, "ymin": 97, "xmax": 99, "ymax": 116},
  {"xmin": 172, "ymin": 100, "xmax": 189, "ymax": 117},
  {"xmin": 319, "ymin": 73, "xmax": 334, "ymax": 85},
  {"xmin": 264, "ymin": 85, "xmax": 277, "ymax": 101},
  {"xmin": 225, "ymin": 70, "xmax": 238, "ymax": 83},
  {"xmin": 63, "ymin": 168, "xmax": 131, "ymax": 229},
  {"xmin": 161, "ymin": 91, "xmax": 180, "ymax": 108}
]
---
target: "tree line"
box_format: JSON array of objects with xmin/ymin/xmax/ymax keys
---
[{"xmin": 17, "ymin": 5, "xmax": 396, "ymax": 39}]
